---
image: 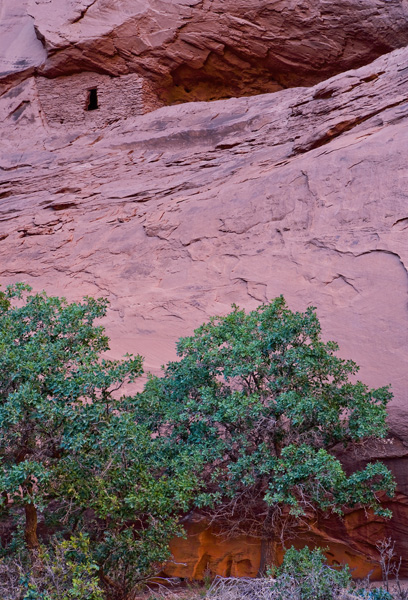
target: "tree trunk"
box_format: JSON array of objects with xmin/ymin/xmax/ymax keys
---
[
  {"xmin": 99, "ymin": 568, "xmax": 125, "ymax": 600},
  {"xmin": 257, "ymin": 537, "xmax": 269, "ymax": 577},
  {"xmin": 25, "ymin": 502, "xmax": 43, "ymax": 573},
  {"xmin": 257, "ymin": 535, "xmax": 277, "ymax": 577},
  {"xmin": 25, "ymin": 502, "xmax": 39, "ymax": 550},
  {"xmin": 257, "ymin": 505, "xmax": 279, "ymax": 577},
  {"xmin": 1, "ymin": 491, "xmax": 9, "ymax": 508}
]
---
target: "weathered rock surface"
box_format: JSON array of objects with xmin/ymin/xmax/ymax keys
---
[
  {"xmin": 1, "ymin": 38, "xmax": 408, "ymax": 576},
  {"xmin": 2, "ymin": 0, "xmax": 408, "ymax": 102},
  {"xmin": 0, "ymin": 0, "xmax": 46, "ymax": 95}
]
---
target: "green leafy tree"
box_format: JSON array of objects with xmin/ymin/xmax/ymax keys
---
[
  {"xmin": 138, "ymin": 297, "xmax": 395, "ymax": 573},
  {"xmin": 0, "ymin": 284, "xmax": 200, "ymax": 597},
  {"xmin": 0, "ymin": 283, "xmax": 141, "ymax": 554},
  {"xmin": 56, "ymin": 400, "xmax": 201, "ymax": 596}
]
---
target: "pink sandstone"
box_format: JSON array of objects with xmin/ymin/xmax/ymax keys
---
[
  {"xmin": 2, "ymin": 0, "xmax": 408, "ymax": 101},
  {"xmin": 1, "ymin": 5, "xmax": 408, "ymax": 577}
]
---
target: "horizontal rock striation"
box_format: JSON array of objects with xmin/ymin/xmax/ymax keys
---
[
  {"xmin": 2, "ymin": 0, "xmax": 408, "ymax": 102},
  {"xmin": 1, "ymin": 24, "xmax": 408, "ymax": 577}
]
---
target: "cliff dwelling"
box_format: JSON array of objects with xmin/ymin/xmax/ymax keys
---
[{"xmin": 36, "ymin": 72, "xmax": 161, "ymax": 128}]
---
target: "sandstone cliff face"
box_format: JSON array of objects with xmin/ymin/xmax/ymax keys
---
[
  {"xmin": 1, "ymin": 0, "xmax": 408, "ymax": 580},
  {"xmin": 3, "ymin": 0, "xmax": 408, "ymax": 101}
]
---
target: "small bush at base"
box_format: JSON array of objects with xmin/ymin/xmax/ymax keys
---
[
  {"xmin": 0, "ymin": 535, "xmax": 103, "ymax": 600},
  {"xmin": 206, "ymin": 547, "xmax": 401, "ymax": 600},
  {"xmin": 356, "ymin": 590, "xmax": 393, "ymax": 600},
  {"xmin": 274, "ymin": 546, "xmax": 352, "ymax": 600}
]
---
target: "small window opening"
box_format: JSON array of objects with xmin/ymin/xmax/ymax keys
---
[{"xmin": 87, "ymin": 88, "xmax": 99, "ymax": 111}]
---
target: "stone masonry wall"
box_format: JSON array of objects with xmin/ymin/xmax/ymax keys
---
[{"xmin": 36, "ymin": 72, "xmax": 160, "ymax": 129}]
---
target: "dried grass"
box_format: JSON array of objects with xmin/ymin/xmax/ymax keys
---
[{"xmin": 205, "ymin": 576, "xmax": 363, "ymax": 600}]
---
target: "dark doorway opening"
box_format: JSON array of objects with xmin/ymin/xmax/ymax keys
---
[{"xmin": 87, "ymin": 88, "xmax": 99, "ymax": 111}]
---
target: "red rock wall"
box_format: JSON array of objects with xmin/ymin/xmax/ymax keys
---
[
  {"xmin": 3, "ymin": 1, "xmax": 408, "ymax": 101},
  {"xmin": 1, "ymin": 0, "xmax": 408, "ymax": 580},
  {"xmin": 164, "ymin": 513, "xmax": 383, "ymax": 581}
]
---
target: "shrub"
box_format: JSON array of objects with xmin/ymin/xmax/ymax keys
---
[
  {"xmin": 356, "ymin": 589, "xmax": 393, "ymax": 600},
  {"xmin": 275, "ymin": 546, "xmax": 351, "ymax": 600},
  {"xmin": 0, "ymin": 284, "xmax": 201, "ymax": 597},
  {"xmin": 0, "ymin": 535, "xmax": 103, "ymax": 600},
  {"xmin": 138, "ymin": 297, "xmax": 395, "ymax": 572}
]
